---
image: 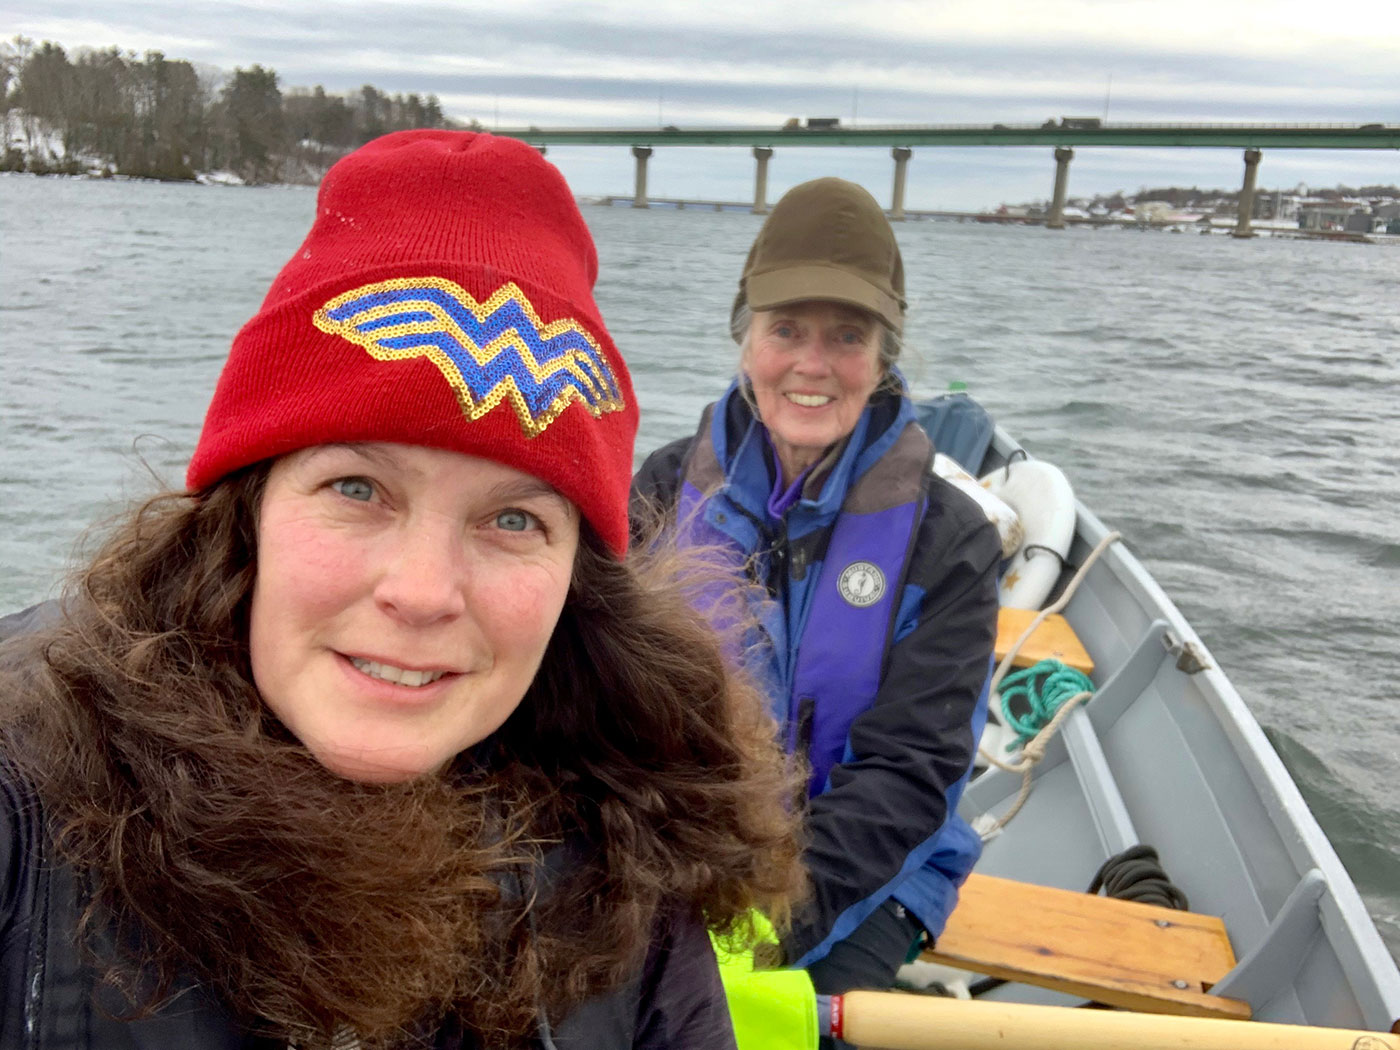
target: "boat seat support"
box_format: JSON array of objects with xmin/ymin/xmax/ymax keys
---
[
  {"xmin": 1062, "ymin": 707, "xmax": 1138, "ymax": 856},
  {"xmin": 1082, "ymin": 618, "xmax": 1172, "ymax": 731},
  {"xmin": 1208, "ymin": 868, "xmax": 1325, "ymax": 1011},
  {"xmin": 964, "ymin": 618, "xmax": 1169, "ymax": 818}
]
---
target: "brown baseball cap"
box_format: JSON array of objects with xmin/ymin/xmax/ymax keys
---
[{"xmin": 733, "ymin": 177, "xmax": 906, "ymax": 339}]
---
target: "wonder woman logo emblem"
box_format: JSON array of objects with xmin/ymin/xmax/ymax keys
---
[{"xmin": 313, "ymin": 277, "xmax": 625, "ymax": 438}]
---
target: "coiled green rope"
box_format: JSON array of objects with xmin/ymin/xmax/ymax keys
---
[{"xmin": 998, "ymin": 659, "xmax": 1095, "ymax": 750}]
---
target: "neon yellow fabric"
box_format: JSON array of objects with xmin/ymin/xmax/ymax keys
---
[{"xmin": 711, "ymin": 914, "xmax": 819, "ymax": 1050}]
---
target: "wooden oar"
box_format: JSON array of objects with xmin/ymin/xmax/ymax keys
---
[{"xmin": 834, "ymin": 990, "xmax": 1400, "ymax": 1050}]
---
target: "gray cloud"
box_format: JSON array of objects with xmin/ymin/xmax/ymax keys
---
[
  {"xmin": 13, "ymin": 0, "xmax": 1397, "ymax": 127},
  {"xmin": 9, "ymin": 0, "xmax": 1396, "ymax": 207}
]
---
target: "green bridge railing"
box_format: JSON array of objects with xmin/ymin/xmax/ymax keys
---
[{"xmin": 493, "ymin": 122, "xmax": 1400, "ymax": 150}]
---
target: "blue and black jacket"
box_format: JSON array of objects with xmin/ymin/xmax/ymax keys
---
[{"xmin": 632, "ymin": 382, "xmax": 1000, "ymax": 968}]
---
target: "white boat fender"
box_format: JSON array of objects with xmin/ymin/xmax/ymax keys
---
[
  {"xmin": 932, "ymin": 453, "xmax": 1023, "ymax": 560},
  {"xmin": 980, "ymin": 456, "xmax": 1076, "ymax": 610}
]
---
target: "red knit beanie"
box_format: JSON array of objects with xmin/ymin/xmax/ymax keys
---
[{"xmin": 187, "ymin": 130, "xmax": 638, "ymax": 555}]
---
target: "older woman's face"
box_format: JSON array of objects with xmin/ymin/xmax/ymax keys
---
[
  {"xmin": 249, "ymin": 443, "xmax": 579, "ymax": 783},
  {"xmin": 744, "ymin": 301, "xmax": 883, "ymax": 484}
]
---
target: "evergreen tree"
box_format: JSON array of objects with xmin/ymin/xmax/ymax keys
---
[
  {"xmin": 136, "ymin": 51, "xmax": 206, "ymax": 179},
  {"xmin": 218, "ymin": 64, "xmax": 285, "ymax": 182}
]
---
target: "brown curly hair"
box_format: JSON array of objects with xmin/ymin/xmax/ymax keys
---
[{"xmin": 0, "ymin": 463, "xmax": 804, "ymax": 1047}]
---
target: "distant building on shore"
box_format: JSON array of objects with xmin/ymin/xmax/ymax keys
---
[
  {"xmin": 1298, "ymin": 202, "xmax": 1352, "ymax": 231},
  {"xmin": 1296, "ymin": 202, "xmax": 1397, "ymax": 233}
]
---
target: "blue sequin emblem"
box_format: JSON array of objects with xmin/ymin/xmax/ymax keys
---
[{"xmin": 313, "ymin": 277, "xmax": 624, "ymax": 437}]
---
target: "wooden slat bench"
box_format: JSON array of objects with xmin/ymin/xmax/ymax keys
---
[
  {"xmin": 921, "ymin": 873, "xmax": 1250, "ymax": 1020},
  {"xmin": 995, "ymin": 608, "xmax": 1095, "ymax": 676}
]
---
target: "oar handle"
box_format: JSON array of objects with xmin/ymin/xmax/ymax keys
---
[{"xmin": 832, "ymin": 990, "xmax": 1400, "ymax": 1050}]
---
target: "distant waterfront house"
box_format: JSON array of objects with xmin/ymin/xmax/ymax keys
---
[
  {"xmin": 1298, "ymin": 203, "xmax": 1353, "ymax": 230},
  {"xmin": 1344, "ymin": 209, "xmax": 1376, "ymax": 234},
  {"xmin": 1374, "ymin": 203, "xmax": 1400, "ymax": 235}
]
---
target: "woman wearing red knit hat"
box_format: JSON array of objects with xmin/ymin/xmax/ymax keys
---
[{"xmin": 0, "ymin": 131, "xmax": 802, "ymax": 1049}]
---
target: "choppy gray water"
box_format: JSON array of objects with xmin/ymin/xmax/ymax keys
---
[{"xmin": 3, "ymin": 174, "xmax": 1399, "ymax": 959}]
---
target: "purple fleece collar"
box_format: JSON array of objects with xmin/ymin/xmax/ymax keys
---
[{"xmin": 764, "ymin": 431, "xmax": 815, "ymax": 520}]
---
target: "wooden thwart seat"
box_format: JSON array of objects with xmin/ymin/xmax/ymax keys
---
[
  {"xmin": 995, "ymin": 608, "xmax": 1095, "ymax": 676},
  {"xmin": 921, "ymin": 873, "xmax": 1251, "ymax": 1020}
]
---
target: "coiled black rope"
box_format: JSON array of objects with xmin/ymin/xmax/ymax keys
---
[{"xmin": 1087, "ymin": 844, "xmax": 1190, "ymax": 910}]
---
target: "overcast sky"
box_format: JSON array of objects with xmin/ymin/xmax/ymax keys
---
[{"xmin": 6, "ymin": 0, "xmax": 1399, "ymax": 209}]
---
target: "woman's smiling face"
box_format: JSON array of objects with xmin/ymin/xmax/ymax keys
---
[
  {"xmin": 744, "ymin": 301, "xmax": 883, "ymax": 484},
  {"xmin": 249, "ymin": 442, "xmax": 579, "ymax": 783}
]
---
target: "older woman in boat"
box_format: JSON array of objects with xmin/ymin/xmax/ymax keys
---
[
  {"xmin": 633, "ymin": 177, "xmax": 1000, "ymax": 999},
  {"xmin": 0, "ymin": 130, "xmax": 802, "ymax": 1049}
]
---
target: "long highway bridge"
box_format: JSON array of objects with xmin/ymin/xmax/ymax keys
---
[{"xmin": 492, "ymin": 121, "xmax": 1400, "ymax": 237}]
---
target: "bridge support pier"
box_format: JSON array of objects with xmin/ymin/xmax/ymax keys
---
[
  {"xmin": 1047, "ymin": 147, "xmax": 1074, "ymax": 230},
  {"xmin": 1233, "ymin": 149, "xmax": 1262, "ymax": 239},
  {"xmin": 890, "ymin": 147, "xmax": 912, "ymax": 221},
  {"xmin": 752, "ymin": 146, "xmax": 773, "ymax": 214},
  {"xmin": 631, "ymin": 146, "xmax": 652, "ymax": 209}
]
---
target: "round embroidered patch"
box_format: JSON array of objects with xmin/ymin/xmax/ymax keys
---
[{"xmin": 838, "ymin": 561, "xmax": 886, "ymax": 608}]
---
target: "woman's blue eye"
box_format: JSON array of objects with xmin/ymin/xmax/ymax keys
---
[
  {"xmin": 496, "ymin": 508, "xmax": 539, "ymax": 532},
  {"xmin": 331, "ymin": 478, "xmax": 375, "ymax": 502}
]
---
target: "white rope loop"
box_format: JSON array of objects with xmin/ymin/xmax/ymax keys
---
[{"xmin": 975, "ymin": 530, "xmax": 1122, "ymax": 840}]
